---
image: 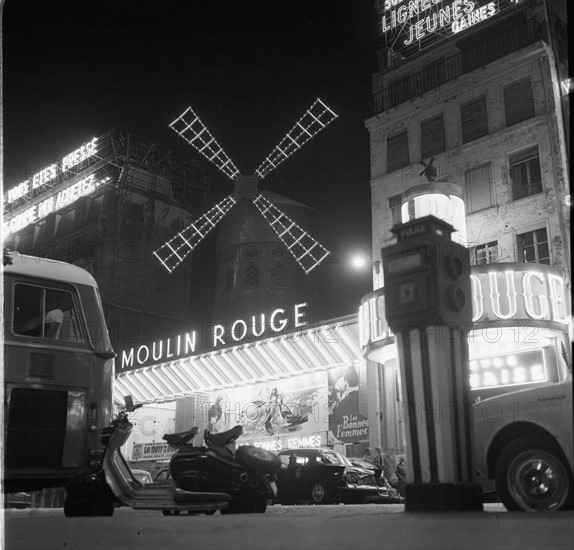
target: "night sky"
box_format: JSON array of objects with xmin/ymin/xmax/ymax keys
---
[{"xmin": 2, "ymin": 0, "xmax": 383, "ymax": 317}]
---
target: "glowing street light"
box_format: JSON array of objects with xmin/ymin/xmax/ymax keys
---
[{"xmin": 351, "ymin": 253, "xmax": 380, "ymax": 274}]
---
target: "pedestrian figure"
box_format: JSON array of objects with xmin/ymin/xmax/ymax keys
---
[{"xmin": 362, "ymin": 447, "xmax": 373, "ymax": 463}]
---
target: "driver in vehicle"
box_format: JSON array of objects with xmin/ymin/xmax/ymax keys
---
[{"xmin": 22, "ymin": 309, "xmax": 63, "ymax": 339}]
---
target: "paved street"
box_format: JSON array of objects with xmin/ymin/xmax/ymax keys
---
[{"xmin": 4, "ymin": 504, "xmax": 574, "ymax": 550}]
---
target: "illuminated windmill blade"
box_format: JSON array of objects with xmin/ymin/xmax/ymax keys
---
[
  {"xmin": 154, "ymin": 195, "xmax": 237, "ymax": 273},
  {"xmin": 252, "ymin": 194, "xmax": 330, "ymax": 274},
  {"xmin": 169, "ymin": 107, "xmax": 240, "ymax": 180},
  {"xmin": 255, "ymin": 98, "xmax": 338, "ymax": 179}
]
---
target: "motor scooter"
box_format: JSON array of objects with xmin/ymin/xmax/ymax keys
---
[
  {"xmin": 163, "ymin": 423, "xmax": 281, "ymax": 514},
  {"xmin": 64, "ymin": 398, "xmax": 280, "ymax": 516}
]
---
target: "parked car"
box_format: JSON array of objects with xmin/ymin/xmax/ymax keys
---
[
  {"xmin": 154, "ymin": 468, "xmax": 172, "ymax": 483},
  {"xmin": 473, "ymin": 379, "xmax": 573, "ymax": 512},
  {"xmin": 275, "ymin": 448, "xmax": 388, "ymax": 505},
  {"xmin": 130, "ymin": 469, "xmax": 153, "ymax": 485},
  {"xmin": 350, "ymin": 458, "xmax": 384, "ymax": 484},
  {"xmin": 350, "ymin": 458, "xmax": 404, "ymax": 503},
  {"xmin": 4, "ymin": 491, "xmax": 32, "ymax": 509}
]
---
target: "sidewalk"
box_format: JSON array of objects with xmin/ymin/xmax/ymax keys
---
[{"xmin": 4, "ymin": 504, "xmax": 574, "ymax": 550}]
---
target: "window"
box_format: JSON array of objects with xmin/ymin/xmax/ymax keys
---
[
  {"xmin": 244, "ymin": 265, "xmax": 259, "ymax": 287},
  {"xmin": 464, "ymin": 163, "xmax": 495, "ymax": 213},
  {"xmin": 388, "ymin": 194, "xmax": 403, "ymax": 226},
  {"xmin": 504, "ymin": 78, "xmax": 535, "ymax": 126},
  {"xmin": 387, "ymin": 131, "xmax": 409, "ymax": 173},
  {"xmin": 13, "ymin": 284, "xmax": 82, "ymax": 342},
  {"xmin": 270, "ymin": 263, "xmax": 287, "ymax": 288},
  {"xmin": 420, "ymin": 115, "xmax": 445, "ymax": 159},
  {"xmin": 470, "ymin": 241, "xmax": 499, "ymax": 266},
  {"xmin": 461, "ymin": 97, "xmax": 488, "ymax": 143},
  {"xmin": 509, "ymin": 147, "xmax": 542, "ymax": 200},
  {"xmin": 517, "ymin": 228, "xmax": 550, "ymax": 265}
]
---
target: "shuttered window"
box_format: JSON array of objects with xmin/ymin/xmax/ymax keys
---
[
  {"xmin": 421, "ymin": 115, "xmax": 445, "ymax": 159},
  {"xmin": 504, "ymin": 78, "xmax": 535, "ymax": 126},
  {"xmin": 461, "ymin": 97, "xmax": 488, "ymax": 143},
  {"xmin": 465, "ymin": 163, "xmax": 495, "ymax": 213},
  {"xmin": 387, "ymin": 131, "xmax": 409, "ymax": 173}
]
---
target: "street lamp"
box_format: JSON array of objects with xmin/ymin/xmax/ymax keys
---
[{"xmin": 351, "ymin": 253, "xmax": 380, "ymax": 274}]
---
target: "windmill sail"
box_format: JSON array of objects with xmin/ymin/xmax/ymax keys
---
[
  {"xmin": 252, "ymin": 194, "xmax": 330, "ymax": 274},
  {"xmin": 255, "ymin": 98, "xmax": 338, "ymax": 179},
  {"xmin": 153, "ymin": 194, "xmax": 237, "ymax": 273},
  {"xmin": 170, "ymin": 107, "xmax": 240, "ymax": 180},
  {"xmin": 157, "ymin": 98, "xmax": 338, "ymax": 274}
]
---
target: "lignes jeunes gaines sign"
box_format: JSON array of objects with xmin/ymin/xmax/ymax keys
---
[{"xmin": 376, "ymin": 0, "xmax": 520, "ymax": 56}]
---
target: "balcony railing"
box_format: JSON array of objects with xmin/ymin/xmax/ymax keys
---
[{"xmin": 373, "ymin": 20, "xmax": 546, "ymax": 115}]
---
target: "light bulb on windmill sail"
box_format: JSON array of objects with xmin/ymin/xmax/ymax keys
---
[{"xmin": 153, "ymin": 99, "xmax": 338, "ymax": 276}]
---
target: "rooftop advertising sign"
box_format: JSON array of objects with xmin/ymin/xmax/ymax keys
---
[
  {"xmin": 376, "ymin": 0, "xmax": 520, "ymax": 56},
  {"xmin": 3, "ymin": 137, "xmax": 102, "ymax": 235}
]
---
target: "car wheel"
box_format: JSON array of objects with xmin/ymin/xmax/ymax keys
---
[
  {"xmin": 495, "ymin": 435, "xmax": 573, "ymax": 512},
  {"xmin": 310, "ymin": 483, "xmax": 332, "ymax": 505},
  {"xmin": 235, "ymin": 445, "xmax": 281, "ymax": 474}
]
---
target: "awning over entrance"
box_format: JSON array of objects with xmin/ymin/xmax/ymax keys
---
[{"xmin": 114, "ymin": 316, "xmax": 362, "ymax": 404}]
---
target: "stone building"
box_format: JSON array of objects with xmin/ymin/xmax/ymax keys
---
[{"xmin": 361, "ymin": 0, "xmax": 570, "ymax": 456}]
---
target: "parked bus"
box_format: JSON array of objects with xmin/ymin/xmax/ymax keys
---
[{"xmin": 3, "ymin": 252, "xmax": 115, "ymax": 493}]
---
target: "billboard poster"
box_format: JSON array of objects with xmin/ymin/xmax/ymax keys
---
[
  {"xmin": 205, "ymin": 371, "xmax": 328, "ymax": 441},
  {"xmin": 328, "ymin": 364, "xmax": 370, "ymax": 443}
]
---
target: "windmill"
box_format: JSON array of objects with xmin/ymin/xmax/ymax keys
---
[{"xmin": 154, "ymin": 99, "xmax": 338, "ymax": 275}]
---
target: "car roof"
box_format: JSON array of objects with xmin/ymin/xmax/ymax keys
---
[{"xmin": 279, "ymin": 448, "xmax": 333, "ymax": 455}]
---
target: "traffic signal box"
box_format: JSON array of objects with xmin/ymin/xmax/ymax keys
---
[
  {"xmin": 381, "ymin": 215, "xmax": 472, "ymax": 331},
  {"xmin": 380, "ymin": 215, "xmax": 482, "ymax": 512}
]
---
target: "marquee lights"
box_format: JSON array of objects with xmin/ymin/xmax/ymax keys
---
[
  {"xmin": 4, "ymin": 137, "xmax": 98, "ymax": 208},
  {"xmin": 469, "ymin": 348, "xmax": 547, "ymax": 389}
]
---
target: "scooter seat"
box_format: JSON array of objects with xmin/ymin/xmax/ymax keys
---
[
  {"xmin": 205, "ymin": 425, "xmax": 243, "ymax": 447},
  {"xmin": 163, "ymin": 427, "xmax": 199, "ymax": 448}
]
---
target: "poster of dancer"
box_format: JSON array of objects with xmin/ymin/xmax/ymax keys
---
[{"xmin": 205, "ymin": 371, "xmax": 327, "ymax": 439}]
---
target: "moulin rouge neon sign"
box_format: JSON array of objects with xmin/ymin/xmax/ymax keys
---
[
  {"xmin": 379, "ymin": 0, "xmax": 501, "ymax": 50},
  {"xmin": 120, "ymin": 302, "xmax": 309, "ymax": 370}
]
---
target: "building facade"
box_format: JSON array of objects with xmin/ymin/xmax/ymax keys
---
[
  {"xmin": 361, "ymin": 0, "xmax": 571, "ymax": 459},
  {"xmin": 3, "ymin": 129, "xmax": 212, "ymax": 352}
]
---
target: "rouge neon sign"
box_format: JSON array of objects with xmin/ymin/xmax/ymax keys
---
[{"xmin": 471, "ymin": 264, "xmax": 569, "ymax": 327}]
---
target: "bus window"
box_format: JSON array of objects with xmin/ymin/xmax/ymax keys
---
[{"xmin": 13, "ymin": 283, "xmax": 83, "ymax": 343}]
